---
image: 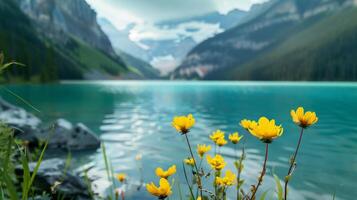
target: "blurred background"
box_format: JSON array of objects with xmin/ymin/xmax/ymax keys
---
[{"xmin": 1, "ymin": 0, "xmax": 357, "ymax": 82}]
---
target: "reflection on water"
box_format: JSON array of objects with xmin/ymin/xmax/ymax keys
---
[{"xmin": 4, "ymin": 81, "xmax": 357, "ymax": 200}]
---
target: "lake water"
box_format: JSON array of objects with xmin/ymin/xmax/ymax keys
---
[{"xmin": 3, "ymin": 81, "xmax": 357, "ymax": 200}]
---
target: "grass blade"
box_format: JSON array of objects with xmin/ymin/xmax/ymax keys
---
[
  {"xmin": 273, "ymin": 174, "xmax": 283, "ymax": 200},
  {"xmin": 101, "ymin": 143, "xmax": 111, "ymax": 182},
  {"xmin": 2, "ymin": 87, "xmax": 41, "ymax": 113},
  {"xmin": 0, "ymin": 62, "xmax": 25, "ymax": 71},
  {"xmin": 182, "ymin": 163, "xmax": 195, "ymax": 199},
  {"xmin": 1, "ymin": 171, "xmax": 18, "ymax": 200},
  {"xmin": 20, "ymin": 149, "xmax": 30, "ymax": 200},
  {"xmin": 101, "ymin": 143, "xmax": 116, "ymax": 198},
  {"xmin": 29, "ymin": 141, "xmax": 48, "ymax": 187},
  {"xmin": 3, "ymin": 133, "xmax": 14, "ymax": 173},
  {"xmin": 21, "ymin": 140, "xmax": 48, "ymax": 199},
  {"xmin": 259, "ymin": 190, "xmax": 270, "ymax": 200},
  {"xmin": 176, "ymin": 178, "xmax": 183, "ymax": 200}
]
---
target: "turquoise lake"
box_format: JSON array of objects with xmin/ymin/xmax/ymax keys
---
[{"xmin": 3, "ymin": 81, "xmax": 357, "ymax": 200}]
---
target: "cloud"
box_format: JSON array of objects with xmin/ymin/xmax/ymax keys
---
[
  {"xmin": 150, "ymin": 55, "xmax": 180, "ymax": 75},
  {"xmin": 214, "ymin": 0, "xmax": 270, "ymax": 14},
  {"xmin": 129, "ymin": 21, "xmax": 223, "ymax": 44},
  {"xmin": 90, "ymin": 0, "xmax": 216, "ymax": 22},
  {"xmin": 86, "ymin": 0, "xmax": 268, "ymax": 30},
  {"xmin": 86, "ymin": 0, "xmax": 143, "ymax": 30}
]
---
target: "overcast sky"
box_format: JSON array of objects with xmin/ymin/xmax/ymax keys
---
[
  {"xmin": 85, "ymin": 0, "xmax": 268, "ymax": 73},
  {"xmin": 86, "ymin": 0, "xmax": 267, "ymax": 30}
]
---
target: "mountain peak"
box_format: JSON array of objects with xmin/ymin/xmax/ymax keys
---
[
  {"xmin": 173, "ymin": 0, "xmax": 357, "ymax": 80},
  {"xmin": 17, "ymin": 0, "xmax": 115, "ymax": 56}
]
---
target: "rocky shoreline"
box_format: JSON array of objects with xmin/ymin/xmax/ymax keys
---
[{"xmin": 0, "ymin": 97, "xmax": 100, "ymax": 200}]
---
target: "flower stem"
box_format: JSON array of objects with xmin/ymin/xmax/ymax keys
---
[
  {"xmin": 121, "ymin": 191, "xmax": 125, "ymax": 200},
  {"xmin": 234, "ymin": 144, "xmax": 239, "ymax": 200},
  {"xmin": 223, "ymin": 187, "xmax": 227, "ymax": 200},
  {"xmin": 182, "ymin": 162, "xmax": 195, "ymax": 199},
  {"xmin": 214, "ymin": 170, "xmax": 221, "ymax": 200},
  {"xmin": 284, "ymin": 127, "xmax": 304, "ymax": 200},
  {"xmin": 199, "ymin": 157, "xmax": 203, "ymax": 169},
  {"xmin": 184, "ymin": 134, "xmax": 203, "ymax": 199},
  {"xmin": 236, "ymin": 144, "xmax": 244, "ymax": 200},
  {"xmin": 249, "ymin": 143, "xmax": 269, "ymax": 200}
]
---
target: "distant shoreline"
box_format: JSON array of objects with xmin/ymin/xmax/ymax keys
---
[{"xmin": 59, "ymin": 80, "xmax": 357, "ymax": 86}]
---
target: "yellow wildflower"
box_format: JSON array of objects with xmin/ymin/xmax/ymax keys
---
[
  {"xmin": 172, "ymin": 114, "xmax": 195, "ymax": 134},
  {"xmin": 197, "ymin": 197, "xmax": 202, "ymax": 200},
  {"xmin": 146, "ymin": 178, "xmax": 172, "ymax": 199},
  {"xmin": 215, "ymin": 170, "xmax": 236, "ymax": 186},
  {"xmin": 291, "ymin": 107, "xmax": 318, "ymax": 128},
  {"xmin": 216, "ymin": 137, "xmax": 227, "ymax": 147},
  {"xmin": 240, "ymin": 119, "xmax": 257, "ymax": 131},
  {"xmin": 248, "ymin": 117, "xmax": 283, "ymax": 143},
  {"xmin": 197, "ymin": 144, "xmax": 211, "ymax": 158},
  {"xmin": 206, "ymin": 154, "xmax": 226, "ymax": 171},
  {"xmin": 229, "ymin": 132, "xmax": 243, "ymax": 144},
  {"xmin": 116, "ymin": 173, "xmax": 126, "ymax": 183},
  {"xmin": 155, "ymin": 165, "xmax": 176, "ymax": 179},
  {"xmin": 209, "ymin": 130, "xmax": 225, "ymax": 142},
  {"xmin": 184, "ymin": 158, "xmax": 195, "ymax": 166}
]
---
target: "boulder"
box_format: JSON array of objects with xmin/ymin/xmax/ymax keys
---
[
  {"xmin": 0, "ymin": 97, "xmax": 42, "ymax": 147},
  {"xmin": 39, "ymin": 119, "xmax": 100, "ymax": 150},
  {"xmin": 0, "ymin": 97, "xmax": 100, "ymax": 151},
  {"xmin": 16, "ymin": 158, "xmax": 93, "ymax": 200},
  {"xmin": 0, "ymin": 97, "xmax": 42, "ymax": 128}
]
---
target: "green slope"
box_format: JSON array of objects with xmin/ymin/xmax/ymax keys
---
[
  {"xmin": 0, "ymin": 0, "xmax": 127, "ymax": 82},
  {"xmin": 225, "ymin": 7, "xmax": 357, "ymax": 80},
  {"xmin": 116, "ymin": 49, "xmax": 160, "ymax": 79}
]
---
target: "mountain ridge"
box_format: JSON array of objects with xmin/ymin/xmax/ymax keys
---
[
  {"xmin": 0, "ymin": 0, "xmax": 131, "ymax": 82},
  {"xmin": 100, "ymin": 9, "xmax": 247, "ymax": 75},
  {"xmin": 173, "ymin": 0, "xmax": 357, "ymax": 81}
]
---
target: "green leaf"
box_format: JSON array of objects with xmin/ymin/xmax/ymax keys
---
[
  {"xmin": 260, "ymin": 190, "xmax": 270, "ymax": 200},
  {"xmin": 20, "ymin": 150, "xmax": 30, "ymax": 200},
  {"xmin": 3, "ymin": 134, "xmax": 14, "ymax": 173},
  {"xmin": 29, "ymin": 141, "xmax": 48, "ymax": 185},
  {"xmin": 238, "ymin": 179, "xmax": 245, "ymax": 187},
  {"xmin": 234, "ymin": 160, "xmax": 239, "ymax": 170},
  {"xmin": 273, "ymin": 174, "xmax": 283, "ymax": 200},
  {"xmin": 0, "ymin": 171, "xmax": 18, "ymax": 200},
  {"xmin": 284, "ymin": 175, "xmax": 291, "ymax": 182},
  {"xmin": 240, "ymin": 163, "xmax": 244, "ymax": 172},
  {"xmin": 0, "ymin": 52, "xmax": 4, "ymax": 65},
  {"xmin": 0, "ymin": 62, "xmax": 25, "ymax": 71}
]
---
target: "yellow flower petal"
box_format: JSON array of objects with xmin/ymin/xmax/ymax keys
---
[
  {"xmin": 206, "ymin": 154, "xmax": 226, "ymax": 171},
  {"xmin": 291, "ymin": 107, "xmax": 318, "ymax": 128},
  {"xmin": 229, "ymin": 132, "xmax": 243, "ymax": 144},
  {"xmin": 155, "ymin": 165, "xmax": 176, "ymax": 179},
  {"xmin": 197, "ymin": 144, "xmax": 211, "ymax": 157},
  {"xmin": 172, "ymin": 114, "xmax": 195, "ymax": 134},
  {"xmin": 246, "ymin": 116, "xmax": 283, "ymax": 142},
  {"xmin": 146, "ymin": 178, "xmax": 172, "ymax": 198}
]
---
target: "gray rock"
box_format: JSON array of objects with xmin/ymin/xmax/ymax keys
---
[
  {"xmin": 16, "ymin": 158, "xmax": 93, "ymax": 200},
  {"xmin": 0, "ymin": 98, "xmax": 42, "ymax": 147},
  {"xmin": 0, "ymin": 97, "xmax": 100, "ymax": 151},
  {"xmin": 0, "ymin": 97, "xmax": 42, "ymax": 128},
  {"xmin": 39, "ymin": 119, "xmax": 100, "ymax": 150}
]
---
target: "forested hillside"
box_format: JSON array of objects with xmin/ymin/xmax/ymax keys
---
[
  {"xmin": 0, "ymin": 0, "xmax": 130, "ymax": 82},
  {"xmin": 174, "ymin": 0, "xmax": 357, "ymax": 81}
]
